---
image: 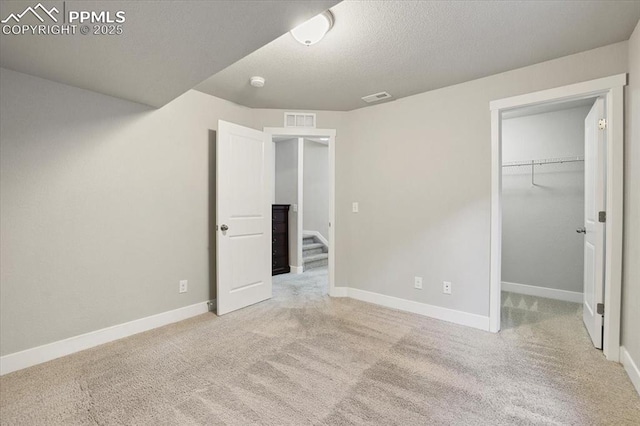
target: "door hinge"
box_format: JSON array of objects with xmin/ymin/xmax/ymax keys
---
[
  {"xmin": 598, "ymin": 211, "xmax": 606, "ymax": 223},
  {"xmin": 596, "ymin": 303, "xmax": 604, "ymax": 315},
  {"xmin": 598, "ymin": 118, "xmax": 607, "ymax": 130}
]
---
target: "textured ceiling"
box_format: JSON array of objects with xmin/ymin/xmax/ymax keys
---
[
  {"xmin": 196, "ymin": 0, "xmax": 640, "ymax": 111},
  {"xmin": 0, "ymin": 0, "xmax": 338, "ymax": 107}
]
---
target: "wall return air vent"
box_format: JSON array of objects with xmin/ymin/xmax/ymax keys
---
[
  {"xmin": 284, "ymin": 112, "xmax": 316, "ymax": 128},
  {"xmin": 361, "ymin": 91, "xmax": 392, "ymax": 103}
]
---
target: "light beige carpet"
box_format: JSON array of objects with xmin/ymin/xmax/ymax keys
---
[{"xmin": 1, "ymin": 268, "xmax": 639, "ymax": 425}]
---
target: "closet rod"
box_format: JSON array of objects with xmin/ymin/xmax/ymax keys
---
[
  {"xmin": 502, "ymin": 156, "xmax": 584, "ymax": 186},
  {"xmin": 501, "ymin": 156, "xmax": 584, "ymax": 168}
]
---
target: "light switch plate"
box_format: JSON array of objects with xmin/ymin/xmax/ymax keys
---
[
  {"xmin": 292, "ymin": 204, "xmax": 298, "ymax": 212},
  {"xmin": 352, "ymin": 202, "xmax": 359, "ymax": 213}
]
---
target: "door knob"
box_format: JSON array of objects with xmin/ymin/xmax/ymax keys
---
[
  {"xmin": 576, "ymin": 227, "xmax": 586, "ymax": 234},
  {"xmin": 220, "ymin": 224, "xmax": 229, "ymax": 231}
]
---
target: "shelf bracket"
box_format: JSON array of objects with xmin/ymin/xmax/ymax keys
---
[{"xmin": 531, "ymin": 160, "xmax": 536, "ymax": 186}]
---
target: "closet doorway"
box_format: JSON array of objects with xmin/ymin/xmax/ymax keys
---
[
  {"xmin": 489, "ymin": 74, "xmax": 626, "ymax": 362},
  {"xmin": 500, "ymin": 98, "xmax": 601, "ymax": 342}
]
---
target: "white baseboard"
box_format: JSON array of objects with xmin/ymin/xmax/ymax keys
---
[
  {"xmin": 621, "ymin": 346, "xmax": 640, "ymax": 395},
  {"xmin": 502, "ymin": 281, "xmax": 583, "ymax": 303},
  {"xmin": 290, "ymin": 265, "xmax": 304, "ymax": 274},
  {"xmin": 303, "ymin": 230, "xmax": 328, "ymax": 247},
  {"xmin": 0, "ymin": 301, "xmax": 211, "ymax": 376},
  {"xmin": 342, "ymin": 288, "xmax": 490, "ymax": 331}
]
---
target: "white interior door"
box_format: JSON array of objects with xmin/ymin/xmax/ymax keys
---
[
  {"xmin": 582, "ymin": 98, "xmax": 606, "ymax": 348},
  {"xmin": 217, "ymin": 120, "xmax": 272, "ymax": 315}
]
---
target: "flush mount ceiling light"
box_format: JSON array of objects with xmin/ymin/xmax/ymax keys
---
[
  {"xmin": 250, "ymin": 76, "xmax": 265, "ymax": 87},
  {"xmin": 290, "ymin": 11, "xmax": 334, "ymax": 46}
]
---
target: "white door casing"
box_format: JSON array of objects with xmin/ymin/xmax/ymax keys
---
[
  {"xmin": 490, "ymin": 74, "xmax": 626, "ymax": 361},
  {"xmin": 264, "ymin": 127, "xmax": 337, "ymax": 295},
  {"xmin": 217, "ymin": 120, "xmax": 272, "ymax": 315},
  {"xmin": 582, "ymin": 98, "xmax": 606, "ymax": 349}
]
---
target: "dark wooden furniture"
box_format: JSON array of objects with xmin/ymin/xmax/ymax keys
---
[{"xmin": 272, "ymin": 204, "xmax": 290, "ymax": 276}]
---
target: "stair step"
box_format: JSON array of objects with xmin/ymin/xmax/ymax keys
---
[
  {"xmin": 304, "ymin": 247, "xmax": 324, "ymax": 257},
  {"xmin": 303, "ymin": 243, "xmax": 324, "ymax": 250},
  {"xmin": 304, "ymin": 259, "xmax": 329, "ymax": 271},
  {"xmin": 301, "ymin": 235, "xmax": 327, "ymax": 269},
  {"xmin": 303, "ymin": 253, "xmax": 328, "ymax": 263},
  {"xmin": 305, "ymin": 259, "xmax": 328, "ymax": 270}
]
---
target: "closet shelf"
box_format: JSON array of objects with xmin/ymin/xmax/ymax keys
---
[
  {"xmin": 502, "ymin": 156, "xmax": 584, "ymax": 168},
  {"xmin": 502, "ymin": 156, "xmax": 584, "ymax": 186}
]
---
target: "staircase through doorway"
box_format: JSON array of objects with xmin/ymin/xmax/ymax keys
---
[{"xmin": 302, "ymin": 233, "xmax": 328, "ymax": 271}]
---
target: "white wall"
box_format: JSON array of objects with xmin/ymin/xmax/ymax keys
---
[
  {"xmin": 303, "ymin": 140, "xmax": 329, "ymax": 240},
  {"xmin": 622, "ymin": 20, "xmax": 640, "ymax": 381},
  {"xmin": 501, "ymin": 106, "xmax": 590, "ymax": 294},
  {"xmin": 333, "ymin": 42, "xmax": 628, "ymax": 317},
  {"xmin": 0, "ymin": 68, "xmax": 255, "ymax": 356},
  {"xmin": 275, "ymin": 138, "xmax": 301, "ymax": 268},
  {"xmin": 502, "ymin": 106, "xmax": 592, "ymax": 161},
  {"xmin": 255, "ymin": 43, "xmax": 627, "ymax": 319}
]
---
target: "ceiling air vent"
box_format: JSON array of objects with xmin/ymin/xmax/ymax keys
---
[
  {"xmin": 284, "ymin": 112, "xmax": 316, "ymax": 128},
  {"xmin": 362, "ymin": 91, "xmax": 392, "ymax": 103}
]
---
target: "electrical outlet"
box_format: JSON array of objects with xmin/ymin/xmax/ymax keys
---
[
  {"xmin": 292, "ymin": 204, "xmax": 298, "ymax": 212},
  {"xmin": 443, "ymin": 281, "xmax": 452, "ymax": 294},
  {"xmin": 179, "ymin": 280, "xmax": 188, "ymax": 293},
  {"xmin": 352, "ymin": 202, "xmax": 359, "ymax": 213},
  {"xmin": 414, "ymin": 276, "xmax": 423, "ymax": 289}
]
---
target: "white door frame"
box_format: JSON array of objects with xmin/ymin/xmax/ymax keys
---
[
  {"xmin": 489, "ymin": 74, "xmax": 626, "ymax": 362},
  {"xmin": 265, "ymin": 127, "xmax": 337, "ymax": 296}
]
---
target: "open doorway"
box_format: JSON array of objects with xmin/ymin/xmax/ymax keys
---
[
  {"xmin": 500, "ymin": 98, "xmax": 597, "ymax": 340},
  {"xmin": 268, "ymin": 128, "xmax": 336, "ymax": 297},
  {"xmin": 273, "ymin": 137, "xmax": 303, "ymax": 273},
  {"xmin": 489, "ymin": 74, "xmax": 626, "ymax": 362},
  {"xmin": 214, "ymin": 122, "xmax": 336, "ymax": 315},
  {"xmin": 302, "ymin": 137, "xmax": 330, "ymax": 273}
]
